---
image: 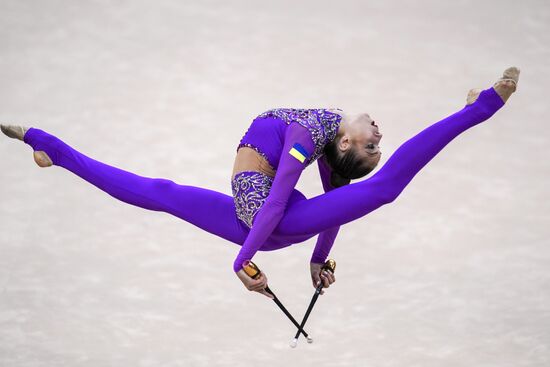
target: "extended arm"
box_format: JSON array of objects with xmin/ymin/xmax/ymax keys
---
[{"xmin": 233, "ymin": 123, "xmax": 316, "ymax": 273}]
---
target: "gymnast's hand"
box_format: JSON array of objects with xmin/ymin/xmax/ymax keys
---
[
  {"xmin": 236, "ymin": 269, "xmax": 274, "ymax": 299},
  {"xmin": 310, "ymin": 262, "xmax": 336, "ymax": 295}
]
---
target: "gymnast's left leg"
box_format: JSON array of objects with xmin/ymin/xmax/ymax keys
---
[
  {"xmin": 273, "ymin": 68, "xmax": 519, "ymax": 239},
  {"xmin": 0, "ymin": 126, "xmax": 249, "ymax": 245}
]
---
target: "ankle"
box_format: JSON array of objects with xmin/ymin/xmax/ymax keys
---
[{"xmin": 493, "ymin": 79, "xmax": 516, "ymax": 103}]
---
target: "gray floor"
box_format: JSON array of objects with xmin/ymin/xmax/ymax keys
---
[{"xmin": 1, "ymin": 1, "xmax": 549, "ymax": 366}]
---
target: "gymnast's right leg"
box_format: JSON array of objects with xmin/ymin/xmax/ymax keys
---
[
  {"xmin": 274, "ymin": 67, "xmax": 519, "ymax": 238},
  {"xmin": 0, "ymin": 126, "xmax": 249, "ymax": 245}
]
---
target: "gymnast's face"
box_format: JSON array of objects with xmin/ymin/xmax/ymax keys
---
[
  {"xmin": 324, "ymin": 111, "xmax": 383, "ymax": 180},
  {"xmin": 347, "ymin": 112, "xmax": 383, "ymax": 169}
]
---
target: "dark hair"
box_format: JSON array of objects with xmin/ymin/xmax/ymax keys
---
[{"xmin": 324, "ymin": 136, "xmax": 374, "ymax": 187}]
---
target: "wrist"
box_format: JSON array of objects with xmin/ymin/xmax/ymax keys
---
[
  {"xmin": 310, "ymin": 254, "xmax": 327, "ymax": 264},
  {"xmin": 234, "ymin": 258, "xmax": 252, "ymax": 273},
  {"xmin": 233, "ymin": 260, "xmax": 242, "ymax": 273}
]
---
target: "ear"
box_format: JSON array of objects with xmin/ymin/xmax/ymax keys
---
[{"xmin": 338, "ymin": 135, "xmax": 352, "ymax": 152}]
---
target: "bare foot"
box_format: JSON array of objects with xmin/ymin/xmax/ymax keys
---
[
  {"xmin": 1, "ymin": 124, "xmax": 53, "ymax": 167},
  {"xmin": 466, "ymin": 67, "xmax": 520, "ymax": 105}
]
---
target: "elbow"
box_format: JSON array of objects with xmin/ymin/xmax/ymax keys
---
[
  {"xmin": 371, "ymin": 179, "xmax": 401, "ymax": 205},
  {"xmin": 380, "ymin": 184, "xmax": 406, "ymax": 204},
  {"xmin": 381, "ymin": 191, "xmax": 398, "ymax": 205},
  {"xmin": 367, "ymin": 175, "xmax": 401, "ymax": 205}
]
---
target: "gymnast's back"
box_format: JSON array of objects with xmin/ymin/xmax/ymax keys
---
[{"xmin": 232, "ymin": 108, "xmax": 343, "ymax": 177}]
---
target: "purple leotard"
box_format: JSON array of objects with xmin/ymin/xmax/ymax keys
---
[
  {"xmin": 233, "ymin": 108, "xmax": 343, "ymax": 271},
  {"xmin": 22, "ymin": 87, "xmax": 505, "ymax": 274}
]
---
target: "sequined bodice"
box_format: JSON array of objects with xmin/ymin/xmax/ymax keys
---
[{"xmin": 253, "ymin": 108, "xmax": 343, "ymax": 166}]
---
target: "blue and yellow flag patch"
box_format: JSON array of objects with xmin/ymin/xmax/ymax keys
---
[{"xmin": 288, "ymin": 143, "xmax": 311, "ymax": 163}]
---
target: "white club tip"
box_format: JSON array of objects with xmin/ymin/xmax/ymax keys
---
[
  {"xmin": 306, "ymin": 336, "xmax": 313, "ymax": 344},
  {"xmin": 289, "ymin": 339, "xmax": 298, "ymax": 348}
]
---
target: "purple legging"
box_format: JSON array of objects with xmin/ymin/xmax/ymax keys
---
[{"xmin": 23, "ymin": 87, "xmax": 504, "ymax": 251}]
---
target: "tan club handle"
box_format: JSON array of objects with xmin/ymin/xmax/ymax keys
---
[
  {"xmin": 242, "ymin": 260, "xmax": 261, "ymax": 280},
  {"xmin": 322, "ymin": 259, "xmax": 336, "ymax": 274}
]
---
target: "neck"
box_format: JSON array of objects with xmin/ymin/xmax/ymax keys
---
[{"xmin": 335, "ymin": 114, "xmax": 351, "ymax": 138}]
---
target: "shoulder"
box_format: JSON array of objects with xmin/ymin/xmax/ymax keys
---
[
  {"xmin": 325, "ymin": 108, "xmax": 345, "ymax": 120},
  {"xmin": 279, "ymin": 108, "xmax": 343, "ymax": 166},
  {"xmin": 315, "ymin": 108, "xmax": 345, "ymax": 127}
]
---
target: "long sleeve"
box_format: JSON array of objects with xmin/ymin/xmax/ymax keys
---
[
  {"xmin": 233, "ymin": 123, "xmax": 316, "ymax": 272},
  {"xmin": 309, "ymin": 155, "xmax": 347, "ymax": 264}
]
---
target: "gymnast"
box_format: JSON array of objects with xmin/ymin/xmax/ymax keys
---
[{"xmin": 1, "ymin": 67, "xmax": 519, "ymax": 299}]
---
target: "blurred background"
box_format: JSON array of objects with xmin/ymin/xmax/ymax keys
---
[{"xmin": 1, "ymin": 0, "xmax": 549, "ymax": 366}]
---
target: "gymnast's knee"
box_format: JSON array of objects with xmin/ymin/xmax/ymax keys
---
[
  {"xmin": 363, "ymin": 175, "xmax": 402, "ymax": 205},
  {"xmin": 379, "ymin": 187, "xmax": 401, "ymax": 205},
  {"xmin": 151, "ymin": 178, "xmax": 177, "ymax": 192}
]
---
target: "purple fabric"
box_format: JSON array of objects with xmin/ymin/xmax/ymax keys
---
[
  {"xmin": 310, "ymin": 155, "xmax": 341, "ymax": 264},
  {"xmin": 23, "ymin": 130, "xmax": 250, "ymax": 245},
  {"xmin": 246, "ymin": 108, "xmax": 343, "ymax": 167},
  {"xmin": 236, "ymin": 116, "xmax": 287, "ymax": 170},
  {"xmin": 232, "ymin": 122, "xmax": 316, "ymax": 271},
  {"xmin": 23, "ymin": 87, "xmax": 504, "ymax": 273},
  {"xmin": 231, "ymin": 171, "xmax": 274, "ymax": 228},
  {"xmin": 235, "ymin": 109, "xmax": 344, "ymax": 270},
  {"xmin": 231, "ymin": 170, "xmax": 310, "ymax": 231}
]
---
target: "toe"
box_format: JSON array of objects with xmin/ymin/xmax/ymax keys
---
[{"xmin": 503, "ymin": 66, "xmax": 520, "ymax": 82}]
